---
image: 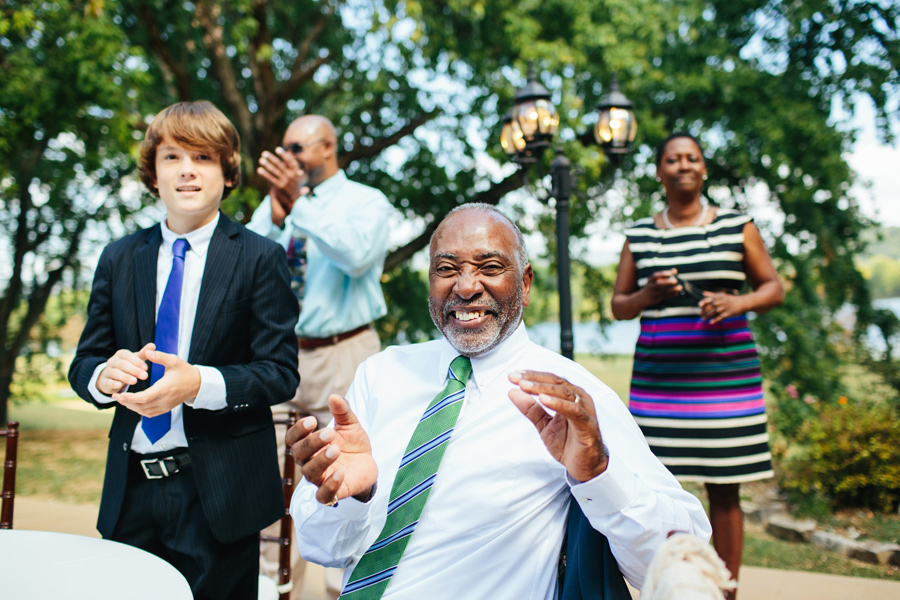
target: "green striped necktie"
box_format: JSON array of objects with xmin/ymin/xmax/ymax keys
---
[{"xmin": 339, "ymin": 355, "xmax": 472, "ymax": 600}]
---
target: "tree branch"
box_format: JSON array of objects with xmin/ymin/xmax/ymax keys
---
[
  {"xmin": 277, "ymin": 53, "xmax": 331, "ymax": 108},
  {"xmin": 383, "ymin": 171, "xmax": 524, "ymax": 271},
  {"xmin": 339, "ymin": 110, "xmax": 440, "ymax": 168},
  {"xmin": 133, "ymin": 0, "xmax": 191, "ymax": 100},
  {"xmin": 248, "ymin": 0, "xmax": 275, "ymax": 125},
  {"xmin": 193, "ymin": 0, "xmax": 255, "ymax": 150}
]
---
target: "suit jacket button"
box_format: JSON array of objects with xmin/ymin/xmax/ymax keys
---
[{"xmin": 122, "ymin": 443, "xmax": 129, "ymax": 452}]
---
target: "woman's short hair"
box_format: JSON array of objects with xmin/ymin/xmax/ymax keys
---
[
  {"xmin": 139, "ymin": 101, "xmax": 241, "ymax": 199},
  {"xmin": 655, "ymin": 132, "xmax": 705, "ymax": 167}
]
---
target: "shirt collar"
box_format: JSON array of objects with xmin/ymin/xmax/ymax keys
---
[
  {"xmin": 308, "ymin": 169, "xmax": 347, "ymax": 200},
  {"xmin": 160, "ymin": 212, "xmax": 219, "ymax": 259},
  {"xmin": 435, "ymin": 321, "xmax": 530, "ymax": 389}
]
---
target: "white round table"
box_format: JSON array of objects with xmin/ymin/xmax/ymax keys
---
[{"xmin": 0, "ymin": 529, "xmax": 193, "ymax": 599}]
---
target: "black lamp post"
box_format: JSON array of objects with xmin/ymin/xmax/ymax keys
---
[{"xmin": 502, "ymin": 63, "xmax": 636, "ymax": 360}]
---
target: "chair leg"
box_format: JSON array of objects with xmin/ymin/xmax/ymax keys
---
[{"xmin": 1, "ymin": 421, "xmax": 20, "ymax": 530}]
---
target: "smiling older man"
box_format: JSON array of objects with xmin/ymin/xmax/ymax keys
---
[{"xmin": 287, "ymin": 203, "xmax": 710, "ymax": 600}]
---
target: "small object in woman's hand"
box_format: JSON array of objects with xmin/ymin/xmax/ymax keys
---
[{"xmin": 674, "ymin": 275, "xmax": 705, "ymax": 301}]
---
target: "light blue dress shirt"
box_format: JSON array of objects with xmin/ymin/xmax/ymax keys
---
[{"xmin": 247, "ymin": 170, "xmax": 392, "ymax": 338}]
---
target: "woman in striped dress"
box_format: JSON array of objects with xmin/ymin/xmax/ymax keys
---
[{"xmin": 611, "ymin": 132, "xmax": 784, "ymax": 596}]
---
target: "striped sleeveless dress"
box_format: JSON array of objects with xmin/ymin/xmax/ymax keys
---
[{"xmin": 625, "ymin": 208, "xmax": 773, "ymax": 484}]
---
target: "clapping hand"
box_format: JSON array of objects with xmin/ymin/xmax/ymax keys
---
[
  {"xmin": 287, "ymin": 395, "xmax": 378, "ymax": 506},
  {"xmin": 257, "ymin": 147, "xmax": 310, "ymax": 227},
  {"xmin": 508, "ymin": 371, "xmax": 608, "ymax": 483},
  {"xmin": 112, "ymin": 348, "xmax": 200, "ymax": 417},
  {"xmin": 97, "ymin": 343, "xmax": 154, "ymax": 396}
]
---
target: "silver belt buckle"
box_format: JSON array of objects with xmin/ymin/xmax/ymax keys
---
[{"xmin": 140, "ymin": 458, "xmax": 168, "ymax": 479}]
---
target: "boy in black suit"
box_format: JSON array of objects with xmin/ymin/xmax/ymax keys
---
[{"xmin": 69, "ymin": 101, "xmax": 300, "ymax": 600}]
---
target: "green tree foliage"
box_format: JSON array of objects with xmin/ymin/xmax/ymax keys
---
[
  {"xmin": 0, "ymin": 1, "xmax": 149, "ymax": 422},
  {"xmin": 2, "ymin": 0, "xmax": 899, "ymax": 436},
  {"xmin": 859, "ymin": 255, "xmax": 900, "ymax": 299},
  {"xmin": 409, "ymin": 0, "xmax": 899, "ymax": 395},
  {"xmin": 111, "ymin": 0, "xmax": 522, "ymax": 246}
]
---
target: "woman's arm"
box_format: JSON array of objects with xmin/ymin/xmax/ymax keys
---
[
  {"xmin": 698, "ymin": 222, "xmax": 784, "ymax": 323},
  {"xmin": 611, "ymin": 240, "xmax": 682, "ymax": 320}
]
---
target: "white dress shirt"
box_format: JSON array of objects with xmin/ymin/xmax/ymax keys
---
[
  {"xmin": 88, "ymin": 214, "xmax": 227, "ymax": 453},
  {"xmin": 291, "ymin": 323, "xmax": 711, "ymax": 598}
]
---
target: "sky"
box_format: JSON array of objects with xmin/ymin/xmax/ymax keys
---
[{"xmin": 845, "ymin": 98, "xmax": 900, "ymax": 228}]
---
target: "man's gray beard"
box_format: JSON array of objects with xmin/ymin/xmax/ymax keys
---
[{"xmin": 429, "ymin": 287, "xmax": 524, "ymax": 357}]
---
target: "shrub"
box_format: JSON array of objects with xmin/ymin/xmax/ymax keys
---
[{"xmin": 775, "ymin": 400, "xmax": 900, "ymax": 513}]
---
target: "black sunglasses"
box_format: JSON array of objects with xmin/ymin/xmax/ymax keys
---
[{"xmin": 286, "ymin": 139, "xmax": 326, "ymax": 154}]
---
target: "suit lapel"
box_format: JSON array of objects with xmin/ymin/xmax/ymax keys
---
[
  {"xmin": 134, "ymin": 226, "xmax": 161, "ymax": 347},
  {"xmin": 189, "ymin": 214, "xmax": 241, "ymax": 364}
]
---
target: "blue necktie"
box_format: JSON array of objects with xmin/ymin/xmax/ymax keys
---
[{"xmin": 142, "ymin": 238, "xmax": 189, "ymax": 444}]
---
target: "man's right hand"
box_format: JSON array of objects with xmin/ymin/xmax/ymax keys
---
[
  {"xmin": 96, "ymin": 343, "xmax": 154, "ymax": 396},
  {"xmin": 287, "ymin": 394, "xmax": 378, "ymax": 506},
  {"xmin": 257, "ymin": 147, "xmax": 309, "ymax": 228}
]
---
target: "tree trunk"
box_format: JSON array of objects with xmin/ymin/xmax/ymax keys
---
[{"xmin": 0, "ymin": 360, "xmax": 13, "ymax": 425}]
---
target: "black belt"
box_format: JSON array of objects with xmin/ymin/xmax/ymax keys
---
[{"xmin": 130, "ymin": 450, "xmax": 191, "ymax": 480}]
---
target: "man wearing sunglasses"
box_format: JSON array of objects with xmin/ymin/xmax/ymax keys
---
[{"xmin": 248, "ymin": 114, "xmax": 392, "ymax": 599}]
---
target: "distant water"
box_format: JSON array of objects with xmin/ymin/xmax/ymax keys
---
[
  {"xmin": 528, "ymin": 320, "xmax": 639, "ymax": 356},
  {"xmin": 529, "ymin": 297, "xmax": 900, "ymax": 357},
  {"xmin": 865, "ymin": 297, "xmax": 900, "ymax": 355}
]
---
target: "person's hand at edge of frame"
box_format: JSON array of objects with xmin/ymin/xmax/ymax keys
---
[
  {"xmin": 508, "ymin": 370, "xmax": 608, "ymax": 483},
  {"xmin": 287, "ymin": 394, "xmax": 378, "ymax": 506}
]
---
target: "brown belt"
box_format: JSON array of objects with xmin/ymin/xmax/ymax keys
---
[{"xmin": 298, "ymin": 324, "xmax": 371, "ymax": 350}]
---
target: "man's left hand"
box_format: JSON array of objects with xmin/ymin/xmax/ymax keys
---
[
  {"xmin": 112, "ymin": 349, "xmax": 201, "ymax": 417},
  {"xmin": 508, "ymin": 370, "xmax": 608, "ymax": 482}
]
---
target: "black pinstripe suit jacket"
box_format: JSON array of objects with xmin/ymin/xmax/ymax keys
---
[{"xmin": 69, "ymin": 213, "xmax": 300, "ymax": 543}]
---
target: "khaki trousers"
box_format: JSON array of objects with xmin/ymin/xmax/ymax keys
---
[{"xmin": 261, "ymin": 327, "xmax": 381, "ymax": 600}]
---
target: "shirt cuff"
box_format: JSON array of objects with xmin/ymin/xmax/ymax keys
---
[
  {"xmin": 566, "ymin": 451, "xmax": 638, "ymax": 516},
  {"xmin": 187, "ymin": 365, "xmax": 228, "ymax": 410},
  {"xmin": 88, "ymin": 363, "xmax": 121, "ymax": 404},
  {"xmin": 329, "ymin": 484, "xmax": 378, "ymax": 519}
]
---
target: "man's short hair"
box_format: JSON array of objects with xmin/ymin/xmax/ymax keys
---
[
  {"xmin": 435, "ymin": 203, "xmax": 529, "ymax": 276},
  {"xmin": 139, "ymin": 101, "xmax": 241, "ymax": 199}
]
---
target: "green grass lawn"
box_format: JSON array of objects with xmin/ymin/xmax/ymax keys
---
[
  {"xmin": 9, "ymin": 381, "xmax": 110, "ymax": 505},
  {"xmin": 744, "ymin": 526, "xmax": 900, "ymax": 580}
]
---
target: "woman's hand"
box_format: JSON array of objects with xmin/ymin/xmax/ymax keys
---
[
  {"xmin": 612, "ymin": 242, "xmax": 686, "ymax": 320},
  {"xmin": 699, "ymin": 292, "xmax": 746, "ymax": 324},
  {"xmin": 642, "ymin": 269, "xmax": 683, "ymax": 305}
]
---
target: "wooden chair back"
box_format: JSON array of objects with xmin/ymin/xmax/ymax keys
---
[
  {"xmin": 1, "ymin": 421, "xmax": 19, "ymax": 529},
  {"xmin": 260, "ymin": 410, "xmax": 299, "ymax": 600}
]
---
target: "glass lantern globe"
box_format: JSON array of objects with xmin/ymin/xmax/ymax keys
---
[
  {"xmin": 594, "ymin": 73, "xmax": 637, "ymax": 154},
  {"xmin": 501, "ymin": 114, "xmax": 527, "ymax": 157},
  {"xmin": 511, "ymin": 62, "xmax": 558, "ymax": 151}
]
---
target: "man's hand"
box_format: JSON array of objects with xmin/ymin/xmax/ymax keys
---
[
  {"xmin": 112, "ymin": 349, "xmax": 200, "ymax": 417},
  {"xmin": 97, "ymin": 343, "xmax": 154, "ymax": 395},
  {"xmin": 508, "ymin": 371, "xmax": 609, "ymax": 482},
  {"xmin": 257, "ymin": 147, "xmax": 310, "ymax": 227},
  {"xmin": 287, "ymin": 394, "xmax": 378, "ymax": 506}
]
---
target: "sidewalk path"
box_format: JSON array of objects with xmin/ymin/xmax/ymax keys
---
[{"xmin": 14, "ymin": 497, "xmax": 900, "ymax": 600}]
